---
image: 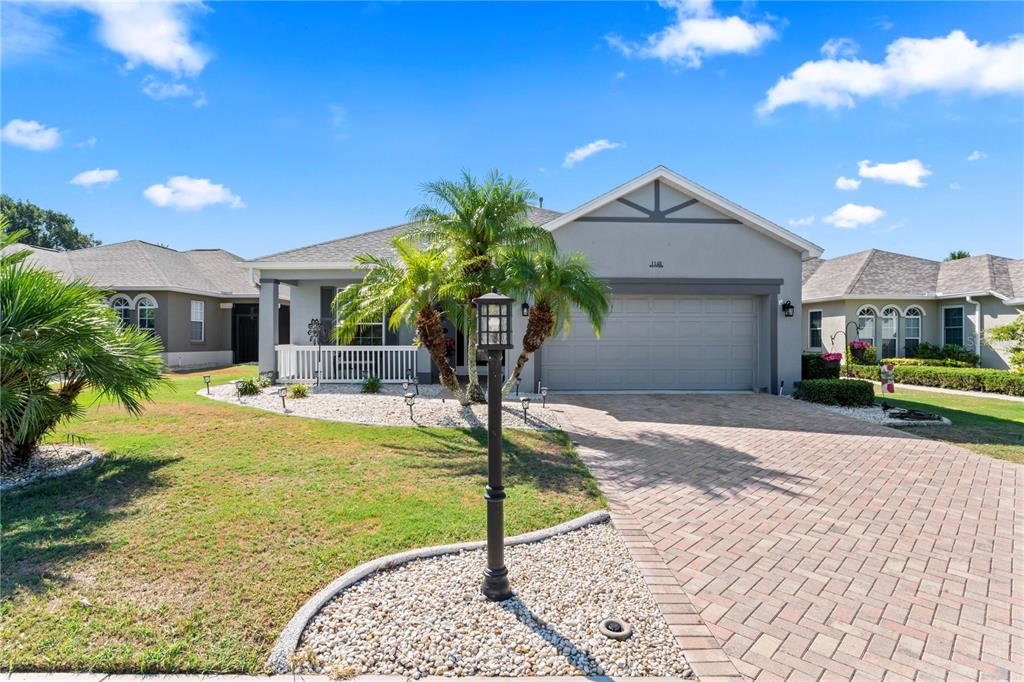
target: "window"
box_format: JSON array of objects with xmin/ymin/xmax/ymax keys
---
[
  {"xmin": 351, "ymin": 319, "xmax": 384, "ymax": 346},
  {"xmin": 880, "ymin": 306, "xmax": 899, "ymax": 358},
  {"xmin": 808, "ymin": 310, "xmax": 822, "ymax": 349},
  {"xmin": 904, "ymin": 307, "xmax": 922, "ymax": 357},
  {"xmin": 190, "ymin": 300, "xmax": 205, "ymax": 342},
  {"xmin": 857, "ymin": 306, "xmax": 876, "ymax": 344},
  {"xmin": 110, "ymin": 295, "xmax": 132, "ymax": 327},
  {"xmin": 137, "ymin": 295, "xmax": 157, "ymax": 332},
  {"xmin": 943, "ymin": 306, "xmax": 964, "ymax": 347}
]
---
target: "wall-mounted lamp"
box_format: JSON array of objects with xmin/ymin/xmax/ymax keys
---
[
  {"xmin": 521, "ymin": 302, "xmax": 530, "ymax": 317},
  {"xmin": 781, "ymin": 300, "xmax": 795, "ymax": 318}
]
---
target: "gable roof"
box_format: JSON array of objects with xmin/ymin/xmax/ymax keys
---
[
  {"xmin": 4, "ymin": 240, "xmax": 270, "ymax": 298},
  {"xmin": 248, "ymin": 206, "xmax": 562, "ymax": 266},
  {"xmin": 538, "ymin": 166, "xmax": 823, "ymax": 259},
  {"xmin": 803, "ymin": 249, "xmax": 1024, "ymax": 302}
]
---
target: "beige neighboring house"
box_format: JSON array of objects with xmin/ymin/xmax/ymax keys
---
[
  {"xmin": 6, "ymin": 240, "xmax": 290, "ymax": 368},
  {"xmin": 802, "ymin": 249, "xmax": 1024, "ymax": 369}
]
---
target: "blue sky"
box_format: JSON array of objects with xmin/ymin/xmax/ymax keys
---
[{"xmin": 2, "ymin": 1, "xmax": 1022, "ymax": 261}]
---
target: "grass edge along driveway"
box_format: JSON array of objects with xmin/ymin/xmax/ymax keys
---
[{"xmin": 0, "ymin": 367, "xmax": 604, "ymax": 673}]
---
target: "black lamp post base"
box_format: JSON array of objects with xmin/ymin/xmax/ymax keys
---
[{"xmin": 482, "ymin": 566, "xmax": 513, "ymax": 602}]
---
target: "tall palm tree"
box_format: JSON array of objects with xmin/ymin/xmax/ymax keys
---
[
  {"xmin": 499, "ymin": 250, "xmax": 610, "ymax": 394},
  {"xmin": 332, "ymin": 237, "xmax": 475, "ymax": 405},
  {"xmin": 0, "ymin": 224, "xmax": 165, "ymax": 472},
  {"xmin": 409, "ymin": 170, "xmax": 555, "ymax": 402},
  {"xmin": 946, "ymin": 250, "xmax": 971, "ymax": 261}
]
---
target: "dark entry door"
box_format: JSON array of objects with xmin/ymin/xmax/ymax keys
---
[{"xmin": 232, "ymin": 304, "xmax": 259, "ymax": 363}]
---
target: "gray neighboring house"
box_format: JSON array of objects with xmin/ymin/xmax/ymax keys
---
[
  {"xmin": 6, "ymin": 240, "xmax": 290, "ymax": 368},
  {"xmin": 802, "ymin": 249, "xmax": 1024, "ymax": 369},
  {"xmin": 248, "ymin": 166, "xmax": 822, "ymax": 393}
]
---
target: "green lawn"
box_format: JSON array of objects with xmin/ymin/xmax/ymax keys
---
[
  {"xmin": 0, "ymin": 367, "xmax": 604, "ymax": 673},
  {"xmin": 874, "ymin": 385, "xmax": 1024, "ymax": 464}
]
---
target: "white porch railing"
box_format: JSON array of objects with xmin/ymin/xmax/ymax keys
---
[{"xmin": 275, "ymin": 344, "xmax": 418, "ymax": 383}]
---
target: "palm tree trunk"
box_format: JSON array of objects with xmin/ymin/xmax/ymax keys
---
[
  {"xmin": 464, "ymin": 302, "xmax": 486, "ymax": 403},
  {"xmin": 501, "ymin": 300, "xmax": 554, "ymax": 394},
  {"xmin": 416, "ymin": 306, "xmax": 469, "ymax": 406}
]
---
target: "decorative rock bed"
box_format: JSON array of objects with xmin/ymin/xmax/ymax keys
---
[
  {"xmin": 202, "ymin": 382, "xmax": 563, "ymax": 430},
  {"xmin": 292, "ymin": 520, "xmax": 692, "ymax": 679},
  {"xmin": 814, "ymin": 403, "xmax": 951, "ymax": 427},
  {"xmin": 1, "ymin": 444, "xmax": 100, "ymax": 491}
]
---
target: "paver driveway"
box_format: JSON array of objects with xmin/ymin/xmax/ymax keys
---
[{"xmin": 553, "ymin": 394, "xmax": 1022, "ymax": 681}]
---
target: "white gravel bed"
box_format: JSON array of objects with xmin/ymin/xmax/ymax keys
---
[
  {"xmin": 295, "ymin": 522, "xmax": 692, "ymax": 679},
  {"xmin": 203, "ymin": 382, "xmax": 563, "ymax": 430},
  {"xmin": 814, "ymin": 403, "xmax": 951, "ymax": 427},
  {"xmin": 1, "ymin": 444, "xmax": 100, "ymax": 491}
]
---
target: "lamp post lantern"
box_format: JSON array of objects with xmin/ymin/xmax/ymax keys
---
[{"xmin": 474, "ymin": 291, "xmax": 514, "ymax": 602}]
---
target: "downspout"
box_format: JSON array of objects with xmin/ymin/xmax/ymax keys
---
[{"xmin": 965, "ymin": 295, "xmax": 982, "ymax": 359}]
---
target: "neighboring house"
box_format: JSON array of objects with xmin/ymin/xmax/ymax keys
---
[
  {"xmin": 249, "ymin": 166, "xmax": 822, "ymax": 393},
  {"xmin": 802, "ymin": 249, "xmax": 1024, "ymax": 369},
  {"xmin": 5, "ymin": 240, "xmax": 290, "ymax": 368}
]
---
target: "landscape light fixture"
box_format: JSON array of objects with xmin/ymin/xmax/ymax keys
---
[
  {"xmin": 781, "ymin": 300, "xmax": 795, "ymax": 318},
  {"xmin": 473, "ymin": 291, "xmax": 514, "ymax": 602},
  {"xmin": 540, "ymin": 386, "xmax": 549, "ymax": 408},
  {"xmin": 203, "ymin": 375, "xmax": 211, "ymax": 394},
  {"xmin": 404, "ymin": 392, "xmax": 416, "ymax": 421},
  {"xmin": 515, "ymin": 377, "xmax": 521, "ymax": 396},
  {"xmin": 403, "ymin": 373, "xmax": 419, "ymax": 396},
  {"xmin": 277, "ymin": 387, "xmax": 288, "ymax": 411},
  {"xmin": 520, "ymin": 396, "xmax": 530, "ymax": 423}
]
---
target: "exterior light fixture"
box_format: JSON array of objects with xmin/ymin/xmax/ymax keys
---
[
  {"xmin": 539, "ymin": 386, "xmax": 549, "ymax": 408},
  {"xmin": 277, "ymin": 386, "xmax": 288, "ymax": 411},
  {"xmin": 232, "ymin": 380, "xmax": 242, "ymax": 401},
  {"xmin": 781, "ymin": 300, "xmax": 795, "ymax": 318},
  {"xmin": 404, "ymin": 392, "xmax": 416, "ymax": 421},
  {"xmin": 473, "ymin": 291, "xmax": 515, "ymax": 602},
  {"xmin": 203, "ymin": 375, "xmax": 211, "ymax": 394},
  {"xmin": 521, "ymin": 302, "xmax": 530, "ymax": 317},
  {"xmin": 515, "ymin": 377, "xmax": 521, "ymax": 396},
  {"xmin": 520, "ymin": 396, "xmax": 530, "ymax": 423},
  {"xmin": 403, "ymin": 373, "xmax": 419, "ymax": 396}
]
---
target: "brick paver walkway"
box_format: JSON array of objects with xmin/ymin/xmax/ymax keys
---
[{"xmin": 554, "ymin": 394, "xmax": 1023, "ymax": 681}]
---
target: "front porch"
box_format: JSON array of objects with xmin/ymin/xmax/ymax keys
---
[{"xmin": 275, "ymin": 344, "xmax": 419, "ymax": 383}]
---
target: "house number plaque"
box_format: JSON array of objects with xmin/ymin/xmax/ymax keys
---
[{"xmin": 649, "ymin": 260, "xmax": 664, "ymax": 268}]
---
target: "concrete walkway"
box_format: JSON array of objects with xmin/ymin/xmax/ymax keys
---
[{"xmin": 553, "ymin": 393, "xmax": 1023, "ymax": 681}]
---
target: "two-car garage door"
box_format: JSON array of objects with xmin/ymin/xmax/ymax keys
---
[{"xmin": 540, "ymin": 295, "xmax": 757, "ymax": 391}]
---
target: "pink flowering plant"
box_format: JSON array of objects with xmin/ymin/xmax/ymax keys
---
[
  {"xmin": 821, "ymin": 352, "xmax": 843, "ymax": 362},
  {"xmin": 849, "ymin": 340, "xmax": 872, "ymax": 350}
]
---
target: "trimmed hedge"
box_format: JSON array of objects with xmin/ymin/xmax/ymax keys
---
[
  {"xmin": 846, "ymin": 364, "xmax": 1024, "ymax": 396},
  {"xmin": 802, "ymin": 353, "xmax": 840, "ymax": 380},
  {"xmin": 880, "ymin": 357, "xmax": 974, "ymax": 368},
  {"xmin": 793, "ymin": 379, "xmax": 875, "ymax": 406}
]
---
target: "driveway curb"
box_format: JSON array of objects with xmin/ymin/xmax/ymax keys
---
[
  {"xmin": 266, "ymin": 510, "xmax": 611, "ymax": 673},
  {"xmin": 4, "ymin": 675, "xmax": 680, "ymax": 682}
]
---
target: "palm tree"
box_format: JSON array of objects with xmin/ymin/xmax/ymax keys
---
[
  {"xmin": 409, "ymin": 170, "xmax": 555, "ymax": 402},
  {"xmin": 0, "ymin": 223, "xmax": 165, "ymax": 472},
  {"xmin": 332, "ymin": 237, "xmax": 474, "ymax": 405},
  {"xmin": 499, "ymin": 250, "xmax": 610, "ymax": 394},
  {"xmin": 946, "ymin": 250, "xmax": 971, "ymax": 261}
]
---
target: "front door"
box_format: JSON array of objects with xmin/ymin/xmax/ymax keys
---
[{"xmin": 232, "ymin": 304, "xmax": 259, "ymax": 363}]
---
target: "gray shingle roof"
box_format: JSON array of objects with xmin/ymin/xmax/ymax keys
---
[
  {"xmin": 803, "ymin": 249, "xmax": 1024, "ymax": 301},
  {"xmin": 249, "ymin": 206, "xmax": 564, "ymax": 264},
  {"xmin": 4, "ymin": 240, "xmax": 266, "ymax": 297}
]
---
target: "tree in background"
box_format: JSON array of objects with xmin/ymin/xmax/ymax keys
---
[
  {"xmin": 987, "ymin": 316, "xmax": 1024, "ymax": 372},
  {"xmin": 0, "ymin": 195, "xmax": 100, "ymax": 251},
  {"xmin": 945, "ymin": 250, "xmax": 971, "ymax": 261}
]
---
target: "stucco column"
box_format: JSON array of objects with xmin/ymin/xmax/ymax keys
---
[{"xmin": 259, "ymin": 278, "xmax": 280, "ymax": 377}]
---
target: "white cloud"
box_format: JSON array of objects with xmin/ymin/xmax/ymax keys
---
[
  {"xmin": 949, "ymin": 182, "xmax": 963, "ymax": 190},
  {"xmin": 141, "ymin": 76, "xmax": 206, "ymax": 106},
  {"xmin": 788, "ymin": 215, "xmax": 814, "ymax": 227},
  {"xmin": 823, "ymin": 203, "xmax": 885, "ymax": 229},
  {"xmin": 83, "ymin": 1, "xmax": 210, "ymax": 77},
  {"xmin": 606, "ymin": 0, "xmax": 775, "ymax": 69},
  {"xmin": 144, "ymin": 176, "xmax": 245, "ymax": 210},
  {"xmin": 1, "ymin": 3, "xmax": 62, "ymax": 59},
  {"xmin": 1, "ymin": 119, "xmax": 61, "ymax": 151},
  {"xmin": 70, "ymin": 168, "xmax": 120, "ymax": 187},
  {"xmin": 75, "ymin": 136, "xmax": 98, "ymax": 148},
  {"xmin": 966, "ymin": 150, "xmax": 987, "ymax": 161},
  {"xmin": 563, "ymin": 139, "xmax": 622, "ymax": 168},
  {"xmin": 857, "ymin": 158, "xmax": 931, "ymax": 187},
  {"xmin": 821, "ymin": 37, "xmax": 859, "ymax": 59},
  {"xmin": 835, "ymin": 176, "xmax": 861, "ymax": 191},
  {"xmin": 759, "ymin": 30, "xmax": 1024, "ymax": 115}
]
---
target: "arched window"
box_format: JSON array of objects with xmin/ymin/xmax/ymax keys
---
[
  {"xmin": 904, "ymin": 307, "xmax": 922, "ymax": 357},
  {"xmin": 110, "ymin": 295, "xmax": 133, "ymax": 327},
  {"xmin": 880, "ymin": 306, "xmax": 900, "ymax": 358},
  {"xmin": 856, "ymin": 306, "xmax": 876, "ymax": 344},
  {"xmin": 136, "ymin": 295, "xmax": 157, "ymax": 332}
]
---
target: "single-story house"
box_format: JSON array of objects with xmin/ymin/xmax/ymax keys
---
[
  {"xmin": 248, "ymin": 166, "xmax": 822, "ymax": 393},
  {"xmin": 6, "ymin": 240, "xmax": 290, "ymax": 368},
  {"xmin": 802, "ymin": 249, "xmax": 1023, "ymax": 369}
]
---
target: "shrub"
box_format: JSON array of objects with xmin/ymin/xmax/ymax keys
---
[
  {"xmin": 880, "ymin": 357, "xmax": 974, "ymax": 368},
  {"xmin": 986, "ymin": 315, "xmax": 1024, "ymax": 372},
  {"xmin": 793, "ymin": 379, "xmax": 875, "ymax": 406},
  {"xmin": 802, "ymin": 353, "xmax": 839, "ymax": 380},
  {"xmin": 235, "ymin": 377, "xmax": 262, "ymax": 396},
  {"xmin": 913, "ymin": 341, "xmax": 945, "ymax": 359},
  {"xmin": 254, "ymin": 373, "xmax": 273, "ymax": 389},
  {"xmin": 361, "ymin": 375, "xmax": 382, "ymax": 393},
  {"xmin": 289, "ymin": 383, "xmax": 310, "ymax": 399},
  {"xmin": 845, "ymin": 364, "xmax": 1024, "ymax": 396},
  {"xmin": 942, "ymin": 344, "xmax": 980, "ymax": 366}
]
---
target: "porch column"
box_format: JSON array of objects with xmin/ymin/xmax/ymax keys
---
[{"xmin": 259, "ymin": 278, "xmax": 280, "ymax": 377}]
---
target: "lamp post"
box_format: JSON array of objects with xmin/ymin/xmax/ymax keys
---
[
  {"xmin": 539, "ymin": 386, "xmax": 548, "ymax": 408},
  {"xmin": 520, "ymin": 396, "xmax": 530, "ymax": 424},
  {"xmin": 404, "ymin": 392, "xmax": 416, "ymax": 421},
  {"xmin": 307, "ymin": 318, "xmax": 324, "ymax": 386},
  {"xmin": 474, "ymin": 291, "xmax": 514, "ymax": 602},
  {"xmin": 277, "ymin": 387, "xmax": 288, "ymax": 411},
  {"xmin": 203, "ymin": 375, "xmax": 211, "ymax": 395}
]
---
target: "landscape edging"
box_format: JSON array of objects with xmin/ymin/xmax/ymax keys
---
[
  {"xmin": 0, "ymin": 449, "xmax": 100, "ymax": 492},
  {"xmin": 266, "ymin": 509, "xmax": 611, "ymax": 674}
]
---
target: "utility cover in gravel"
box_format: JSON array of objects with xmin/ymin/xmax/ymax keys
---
[{"xmin": 295, "ymin": 522, "xmax": 692, "ymax": 678}]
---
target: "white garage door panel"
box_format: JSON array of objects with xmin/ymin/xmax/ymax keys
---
[{"xmin": 541, "ymin": 295, "xmax": 757, "ymax": 391}]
